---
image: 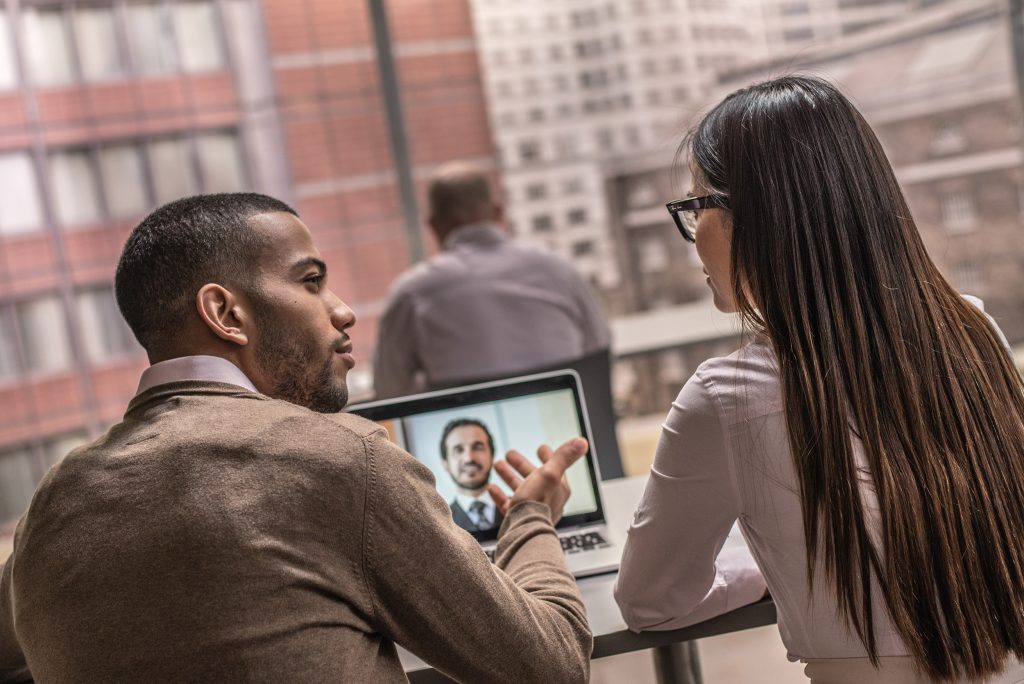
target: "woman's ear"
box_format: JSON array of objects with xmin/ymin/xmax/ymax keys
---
[{"xmin": 196, "ymin": 283, "xmax": 249, "ymax": 347}]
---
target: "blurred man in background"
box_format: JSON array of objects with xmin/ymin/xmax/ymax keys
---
[{"xmin": 373, "ymin": 162, "xmax": 611, "ymax": 399}]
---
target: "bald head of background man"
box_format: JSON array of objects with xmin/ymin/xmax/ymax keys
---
[{"xmin": 427, "ymin": 162, "xmax": 503, "ymax": 243}]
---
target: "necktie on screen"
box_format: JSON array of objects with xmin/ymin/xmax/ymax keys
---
[{"xmin": 469, "ymin": 500, "xmax": 489, "ymax": 529}]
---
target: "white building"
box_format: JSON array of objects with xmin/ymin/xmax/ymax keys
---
[{"xmin": 466, "ymin": 0, "xmax": 767, "ymax": 300}]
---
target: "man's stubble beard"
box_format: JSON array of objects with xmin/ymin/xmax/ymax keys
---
[
  {"xmin": 453, "ymin": 463, "xmax": 493, "ymax": 491},
  {"xmin": 253, "ymin": 309, "xmax": 348, "ymax": 413}
]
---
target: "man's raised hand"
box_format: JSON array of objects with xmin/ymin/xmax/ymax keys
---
[{"xmin": 487, "ymin": 437, "xmax": 588, "ymax": 524}]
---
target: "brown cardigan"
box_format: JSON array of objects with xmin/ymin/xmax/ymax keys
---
[{"xmin": 0, "ymin": 382, "xmax": 592, "ymax": 683}]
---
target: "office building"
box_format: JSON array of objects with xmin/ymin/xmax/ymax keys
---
[
  {"xmin": 0, "ymin": 0, "xmax": 497, "ymax": 526},
  {"xmin": 466, "ymin": 0, "xmax": 766, "ymax": 315}
]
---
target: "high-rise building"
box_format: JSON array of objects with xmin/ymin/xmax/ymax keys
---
[
  {"xmin": 0, "ymin": 0, "xmax": 497, "ymax": 528},
  {"xmin": 466, "ymin": 0, "xmax": 767, "ymax": 316},
  {"xmin": 755, "ymin": 0, "xmax": 950, "ymax": 50}
]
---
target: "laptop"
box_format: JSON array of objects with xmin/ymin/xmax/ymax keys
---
[{"xmin": 347, "ymin": 370, "xmax": 620, "ymax": 578}]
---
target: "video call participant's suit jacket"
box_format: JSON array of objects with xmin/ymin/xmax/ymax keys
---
[
  {"xmin": 450, "ymin": 499, "xmax": 504, "ymax": 533},
  {"xmin": 0, "ymin": 380, "xmax": 592, "ymax": 683}
]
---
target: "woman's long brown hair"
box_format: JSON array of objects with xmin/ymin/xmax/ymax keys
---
[{"xmin": 687, "ymin": 75, "xmax": 1024, "ymax": 680}]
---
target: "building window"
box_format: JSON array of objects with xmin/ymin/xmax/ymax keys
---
[
  {"xmin": 783, "ymin": 28, "xmax": 814, "ymax": 42},
  {"xmin": 0, "ymin": 153, "xmax": 43, "ymax": 235},
  {"xmin": 196, "ymin": 131, "xmax": 246, "ymax": 193},
  {"xmin": 625, "ymin": 126, "xmax": 641, "ymax": 147},
  {"xmin": 100, "ymin": 144, "xmax": 150, "ymax": 218},
  {"xmin": 941, "ymin": 190, "xmax": 978, "ymax": 234},
  {"xmin": 149, "ymin": 137, "xmax": 198, "ymax": 205},
  {"xmin": 0, "ymin": 311, "xmax": 19, "ymax": 379},
  {"xmin": 628, "ymin": 182, "xmax": 657, "ymax": 208},
  {"xmin": 531, "ymin": 215, "xmax": 553, "ymax": 232},
  {"xmin": 572, "ymin": 240, "xmax": 595, "ymax": 257},
  {"xmin": 49, "ymin": 150, "xmax": 103, "ymax": 227},
  {"xmin": 930, "ymin": 123, "xmax": 967, "ymax": 156},
  {"xmin": 17, "ymin": 296, "xmax": 73, "ymax": 374},
  {"xmin": 126, "ymin": 3, "xmax": 178, "ymax": 75},
  {"xmin": 518, "ymin": 140, "xmax": 541, "ymax": 164},
  {"xmin": 173, "ymin": 1, "xmax": 224, "ymax": 72},
  {"xmin": 0, "ymin": 14, "xmax": 19, "ymax": 89},
  {"xmin": 563, "ymin": 178, "xmax": 584, "ymax": 195},
  {"xmin": 47, "ymin": 130, "xmax": 243, "ymax": 225},
  {"xmin": 638, "ymin": 237, "xmax": 668, "ymax": 273},
  {"xmin": 525, "ymin": 183, "xmax": 548, "ymax": 200},
  {"xmin": 781, "ymin": 1, "xmax": 810, "ymax": 15},
  {"xmin": 0, "ymin": 446, "xmax": 37, "ymax": 522},
  {"xmin": 76, "ymin": 286, "xmax": 138, "ymax": 362},
  {"xmin": 74, "ymin": 5, "xmax": 125, "ymax": 81},
  {"xmin": 22, "ymin": 7, "xmax": 75, "ymax": 86},
  {"xmin": 567, "ymin": 208, "xmax": 588, "ymax": 225}
]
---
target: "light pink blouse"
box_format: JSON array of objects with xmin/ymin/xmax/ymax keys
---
[{"xmin": 614, "ymin": 297, "xmax": 1015, "ymax": 666}]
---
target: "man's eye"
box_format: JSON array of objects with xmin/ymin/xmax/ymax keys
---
[{"xmin": 305, "ymin": 275, "xmax": 324, "ymax": 289}]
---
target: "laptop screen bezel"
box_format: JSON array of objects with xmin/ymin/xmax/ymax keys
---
[{"xmin": 346, "ymin": 371, "xmax": 606, "ymax": 544}]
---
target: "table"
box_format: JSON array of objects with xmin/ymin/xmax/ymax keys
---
[{"xmin": 401, "ymin": 476, "xmax": 777, "ymax": 683}]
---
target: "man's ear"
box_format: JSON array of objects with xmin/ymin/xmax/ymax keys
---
[
  {"xmin": 427, "ymin": 213, "xmax": 445, "ymax": 240},
  {"xmin": 196, "ymin": 283, "xmax": 249, "ymax": 347}
]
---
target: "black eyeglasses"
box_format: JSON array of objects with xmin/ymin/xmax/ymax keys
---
[{"xmin": 665, "ymin": 195, "xmax": 730, "ymax": 242}]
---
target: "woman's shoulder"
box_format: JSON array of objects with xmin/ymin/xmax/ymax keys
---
[
  {"xmin": 694, "ymin": 335, "xmax": 779, "ymax": 387},
  {"xmin": 689, "ymin": 336, "xmax": 783, "ymax": 420}
]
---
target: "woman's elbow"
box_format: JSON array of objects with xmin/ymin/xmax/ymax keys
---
[{"xmin": 614, "ymin": 579, "xmax": 699, "ymax": 632}]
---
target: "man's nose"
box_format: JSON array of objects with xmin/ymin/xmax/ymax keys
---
[{"xmin": 327, "ymin": 290, "xmax": 356, "ymax": 331}]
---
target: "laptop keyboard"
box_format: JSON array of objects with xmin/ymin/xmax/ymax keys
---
[
  {"xmin": 483, "ymin": 531, "xmax": 610, "ymax": 563},
  {"xmin": 560, "ymin": 531, "xmax": 610, "ymax": 555}
]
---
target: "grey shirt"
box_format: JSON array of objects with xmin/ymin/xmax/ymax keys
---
[{"xmin": 373, "ymin": 223, "xmax": 611, "ymax": 398}]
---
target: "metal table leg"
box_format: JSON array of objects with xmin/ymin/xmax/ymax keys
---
[{"xmin": 653, "ymin": 641, "xmax": 703, "ymax": 684}]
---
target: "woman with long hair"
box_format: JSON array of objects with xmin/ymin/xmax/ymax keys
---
[{"xmin": 613, "ymin": 75, "xmax": 1024, "ymax": 683}]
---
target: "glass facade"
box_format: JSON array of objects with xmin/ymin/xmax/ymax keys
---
[{"xmin": 0, "ymin": 0, "xmax": 1020, "ymax": 538}]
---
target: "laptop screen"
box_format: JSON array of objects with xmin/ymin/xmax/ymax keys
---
[{"xmin": 347, "ymin": 371, "xmax": 605, "ymax": 543}]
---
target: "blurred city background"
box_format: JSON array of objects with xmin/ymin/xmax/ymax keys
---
[{"xmin": 0, "ymin": 0, "xmax": 1021, "ymax": 677}]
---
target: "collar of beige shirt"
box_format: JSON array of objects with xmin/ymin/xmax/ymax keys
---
[{"xmin": 135, "ymin": 355, "xmax": 257, "ymax": 397}]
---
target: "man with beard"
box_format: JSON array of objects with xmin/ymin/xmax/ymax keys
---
[
  {"xmin": 0, "ymin": 194, "xmax": 592, "ymax": 683},
  {"xmin": 440, "ymin": 418, "xmax": 504, "ymax": 532}
]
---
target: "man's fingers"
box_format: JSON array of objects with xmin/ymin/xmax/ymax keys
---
[
  {"xmin": 493, "ymin": 460, "xmax": 524, "ymax": 491},
  {"xmin": 505, "ymin": 449, "xmax": 537, "ymax": 478},
  {"xmin": 547, "ymin": 437, "xmax": 588, "ymax": 475},
  {"xmin": 488, "ymin": 483, "xmax": 510, "ymax": 515},
  {"xmin": 536, "ymin": 444, "xmax": 554, "ymax": 464}
]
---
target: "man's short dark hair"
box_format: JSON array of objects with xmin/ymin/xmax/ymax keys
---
[
  {"xmin": 115, "ymin": 192, "xmax": 297, "ymax": 355},
  {"xmin": 439, "ymin": 418, "xmax": 495, "ymax": 462}
]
